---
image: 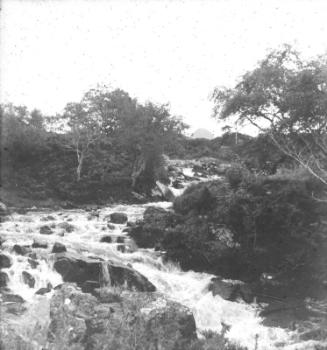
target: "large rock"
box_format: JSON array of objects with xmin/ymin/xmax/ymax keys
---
[
  {"xmin": 53, "ymin": 252, "xmax": 155, "ymax": 292},
  {"xmin": 108, "ymin": 212, "xmax": 128, "ymax": 224},
  {"xmin": 129, "ymin": 206, "xmax": 179, "ymax": 248},
  {"xmin": 13, "ymin": 244, "xmax": 32, "ymax": 255},
  {"xmin": 100, "ymin": 236, "xmax": 112, "ymax": 243},
  {"xmin": 0, "ymin": 292, "xmax": 26, "ymax": 316},
  {"xmin": 51, "ymin": 242, "xmax": 67, "ymax": 253},
  {"xmin": 208, "ymin": 277, "xmax": 253, "ymax": 303},
  {"xmin": 47, "ymin": 283, "xmax": 196, "ymax": 350},
  {"xmin": 39, "ymin": 225, "xmax": 53, "ymax": 235},
  {"xmin": 32, "ymin": 240, "xmax": 48, "ymax": 249},
  {"xmin": 0, "ymin": 271, "xmax": 9, "ymax": 288},
  {"xmin": 22, "ymin": 271, "xmax": 35, "ymax": 288},
  {"xmin": 0, "ymin": 254, "xmax": 12, "ymax": 268},
  {"xmin": 58, "ymin": 222, "xmax": 75, "ymax": 233}
]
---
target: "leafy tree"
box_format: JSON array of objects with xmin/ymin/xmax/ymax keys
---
[
  {"xmin": 1, "ymin": 104, "xmax": 48, "ymax": 165},
  {"xmin": 212, "ymin": 45, "xmax": 327, "ymax": 186},
  {"xmin": 62, "ymin": 102, "xmax": 101, "ymax": 181}
]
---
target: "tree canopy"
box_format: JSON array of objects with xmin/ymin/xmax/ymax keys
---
[{"xmin": 212, "ymin": 45, "xmax": 327, "ymax": 186}]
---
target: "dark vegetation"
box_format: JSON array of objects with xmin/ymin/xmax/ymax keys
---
[{"xmin": 1, "ymin": 87, "xmax": 187, "ymax": 205}]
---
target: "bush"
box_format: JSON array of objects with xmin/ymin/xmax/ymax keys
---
[
  {"xmin": 166, "ymin": 173, "xmax": 326, "ymax": 281},
  {"xmin": 173, "ymin": 180, "xmax": 230, "ymax": 215}
]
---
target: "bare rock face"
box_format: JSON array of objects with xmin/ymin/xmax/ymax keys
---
[
  {"xmin": 53, "ymin": 252, "xmax": 156, "ymax": 293},
  {"xmin": 47, "ymin": 283, "xmax": 197, "ymax": 350}
]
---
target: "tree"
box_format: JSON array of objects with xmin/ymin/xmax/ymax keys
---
[
  {"xmin": 212, "ymin": 45, "xmax": 327, "ymax": 186},
  {"xmin": 63, "ymin": 102, "xmax": 101, "ymax": 181}
]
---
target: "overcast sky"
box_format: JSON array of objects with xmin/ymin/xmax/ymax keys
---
[{"xmin": 1, "ymin": 0, "xmax": 327, "ymax": 135}]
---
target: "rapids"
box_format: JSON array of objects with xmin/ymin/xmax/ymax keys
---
[{"xmin": 1, "ymin": 202, "xmax": 326, "ymax": 350}]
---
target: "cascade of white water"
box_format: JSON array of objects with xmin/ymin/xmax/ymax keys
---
[{"xmin": 0, "ymin": 203, "xmax": 326, "ymax": 350}]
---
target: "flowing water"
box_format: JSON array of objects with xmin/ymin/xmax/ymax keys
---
[{"xmin": 1, "ymin": 201, "xmax": 326, "ymax": 350}]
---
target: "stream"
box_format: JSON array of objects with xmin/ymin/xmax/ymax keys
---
[{"xmin": 1, "ymin": 200, "xmax": 326, "ymax": 350}]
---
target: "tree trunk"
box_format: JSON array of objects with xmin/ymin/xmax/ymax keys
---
[{"xmin": 76, "ymin": 151, "xmax": 84, "ymax": 182}]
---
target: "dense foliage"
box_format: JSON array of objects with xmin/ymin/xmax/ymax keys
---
[
  {"xmin": 212, "ymin": 45, "xmax": 327, "ymax": 186},
  {"xmin": 157, "ymin": 172, "xmax": 327, "ymax": 292},
  {"xmin": 1, "ymin": 87, "xmax": 187, "ymax": 204}
]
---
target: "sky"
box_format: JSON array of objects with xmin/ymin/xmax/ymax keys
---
[{"xmin": 1, "ymin": 0, "xmax": 327, "ymax": 136}]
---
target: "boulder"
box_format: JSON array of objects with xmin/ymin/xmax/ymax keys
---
[
  {"xmin": 0, "ymin": 292, "xmax": 26, "ymax": 316},
  {"xmin": 108, "ymin": 212, "xmax": 128, "ymax": 224},
  {"xmin": 52, "ymin": 242, "xmax": 67, "ymax": 253},
  {"xmin": 22, "ymin": 271, "xmax": 35, "ymax": 288},
  {"xmin": 32, "ymin": 240, "xmax": 48, "ymax": 249},
  {"xmin": 117, "ymin": 244, "xmax": 126, "ymax": 253},
  {"xmin": 13, "ymin": 244, "xmax": 32, "ymax": 255},
  {"xmin": 2, "ymin": 293, "xmax": 25, "ymax": 303},
  {"xmin": 208, "ymin": 277, "xmax": 253, "ymax": 303},
  {"xmin": 100, "ymin": 236, "xmax": 112, "ymax": 243},
  {"xmin": 107, "ymin": 223, "xmax": 116, "ymax": 230},
  {"xmin": 58, "ymin": 222, "xmax": 75, "ymax": 233},
  {"xmin": 129, "ymin": 206, "xmax": 178, "ymax": 248},
  {"xmin": 0, "ymin": 253, "xmax": 12, "ymax": 268},
  {"xmin": 47, "ymin": 283, "xmax": 196, "ymax": 350},
  {"xmin": 40, "ymin": 215, "xmax": 56, "ymax": 221},
  {"xmin": 116, "ymin": 236, "xmax": 125, "ymax": 243},
  {"xmin": 53, "ymin": 252, "xmax": 155, "ymax": 292},
  {"xmin": 28, "ymin": 258, "xmax": 39, "ymax": 269},
  {"xmin": 0, "ymin": 271, "xmax": 9, "ymax": 288},
  {"xmin": 36, "ymin": 282, "xmax": 53, "ymax": 295},
  {"xmin": 39, "ymin": 225, "xmax": 53, "ymax": 235}
]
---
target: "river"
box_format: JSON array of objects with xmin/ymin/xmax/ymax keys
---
[{"xmin": 1, "ymin": 200, "xmax": 326, "ymax": 350}]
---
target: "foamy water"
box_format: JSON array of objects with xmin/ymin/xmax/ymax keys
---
[{"xmin": 0, "ymin": 203, "xmax": 326, "ymax": 350}]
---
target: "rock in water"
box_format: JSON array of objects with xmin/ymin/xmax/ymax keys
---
[
  {"xmin": 58, "ymin": 222, "xmax": 75, "ymax": 233},
  {"xmin": 48, "ymin": 283, "xmax": 196, "ymax": 350},
  {"xmin": 52, "ymin": 242, "xmax": 67, "ymax": 253},
  {"xmin": 0, "ymin": 271, "xmax": 9, "ymax": 287},
  {"xmin": 208, "ymin": 277, "xmax": 253, "ymax": 303},
  {"xmin": 0, "ymin": 254, "xmax": 12, "ymax": 268},
  {"xmin": 39, "ymin": 225, "xmax": 53, "ymax": 235},
  {"xmin": 22, "ymin": 271, "xmax": 35, "ymax": 288},
  {"xmin": 13, "ymin": 244, "xmax": 32, "ymax": 255},
  {"xmin": 129, "ymin": 206, "xmax": 179, "ymax": 248},
  {"xmin": 108, "ymin": 212, "xmax": 128, "ymax": 224},
  {"xmin": 32, "ymin": 240, "xmax": 48, "ymax": 249},
  {"xmin": 53, "ymin": 252, "xmax": 155, "ymax": 292},
  {"xmin": 36, "ymin": 282, "xmax": 53, "ymax": 295},
  {"xmin": 100, "ymin": 236, "xmax": 112, "ymax": 243}
]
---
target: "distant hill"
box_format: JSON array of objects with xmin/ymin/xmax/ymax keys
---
[{"xmin": 192, "ymin": 128, "xmax": 215, "ymax": 139}]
